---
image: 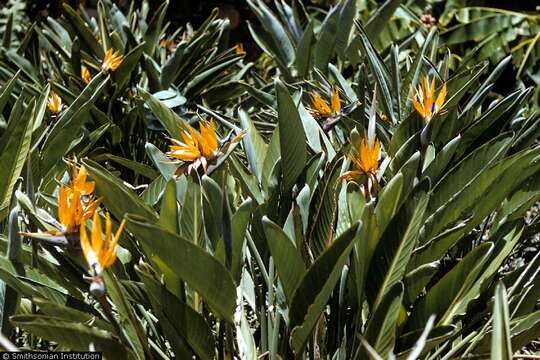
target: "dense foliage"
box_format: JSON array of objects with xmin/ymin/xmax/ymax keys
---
[{"xmin": 0, "ymin": 0, "xmax": 539, "ymax": 358}]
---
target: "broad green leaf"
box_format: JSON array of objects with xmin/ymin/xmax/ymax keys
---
[
  {"xmin": 0, "ymin": 71, "xmax": 20, "ymax": 115},
  {"xmin": 354, "ymin": 21, "xmax": 396, "ymax": 123},
  {"xmin": 289, "ymin": 223, "xmax": 360, "ymax": 354},
  {"xmin": 406, "ymin": 242, "xmax": 494, "ymax": 330},
  {"xmin": 62, "ymin": 4, "xmax": 104, "ymax": 58},
  {"xmin": 140, "ymin": 88, "xmax": 189, "ymax": 137},
  {"xmin": 306, "ymin": 158, "xmax": 343, "ymax": 256},
  {"xmin": 247, "ymin": 0, "xmax": 295, "ymax": 66},
  {"xmin": 100, "ymin": 154, "xmax": 158, "ymax": 180},
  {"xmin": 491, "ymin": 283, "xmax": 512, "ymax": 360},
  {"xmin": 126, "ymin": 216, "xmax": 236, "ymax": 322},
  {"xmin": 83, "ymin": 159, "xmax": 158, "ymax": 222},
  {"xmin": 239, "ymin": 109, "xmax": 267, "ymax": 183},
  {"xmin": 263, "ymin": 216, "xmax": 306, "ymax": 305},
  {"xmin": 364, "ymin": 0, "xmax": 402, "ymax": 41},
  {"xmin": 40, "ymin": 73, "xmax": 108, "ymax": 175},
  {"xmin": 295, "ymin": 21, "xmax": 313, "ymax": 78},
  {"xmin": 0, "ymin": 101, "xmax": 33, "ymax": 219},
  {"xmin": 113, "ymin": 43, "xmax": 146, "ymax": 97},
  {"xmin": 143, "ymin": 1, "xmax": 168, "ymax": 56},
  {"xmin": 363, "ymin": 282, "xmax": 404, "ymax": 358},
  {"xmin": 158, "ymin": 180, "xmax": 178, "ymax": 233},
  {"xmin": 11, "ymin": 315, "xmax": 129, "ymax": 358},
  {"xmin": 215, "ymin": 199, "xmax": 253, "ymax": 283},
  {"xmin": 137, "ymin": 264, "xmax": 215, "ymax": 360},
  {"xmin": 314, "ymin": 5, "xmax": 340, "ymax": 72},
  {"xmin": 367, "ymin": 179, "xmax": 429, "ymax": 310},
  {"xmin": 145, "ymin": 142, "xmax": 177, "ymax": 181},
  {"xmin": 276, "ymin": 79, "xmax": 306, "ymax": 192}
]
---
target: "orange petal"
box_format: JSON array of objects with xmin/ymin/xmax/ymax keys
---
[
  {"xmin": 331, "ymin": 87, "xmax": 341, "ymax": 114},
  {"xmin": 435, "ymin": 83, "xmax": 447, "ymax": 113}
]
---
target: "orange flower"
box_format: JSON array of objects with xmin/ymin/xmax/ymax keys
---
[
  {"xmin": 70, "ymin": 165, "xmax": 95, "ymax": 196},
  {"xmin": 167, "ymin": 120, "xmax": 219, "ymax": 163},
  {"xmin": 235, "ymin": 43, "xmax": 245, "ymax": 55},
  {"xmin": 56, "ymin": 164, "xmax": 100, "ymax": 233},
  {"xmin": 101, "ymin": 49, "xmax": 123, "ymax": 72},
  {"xmin": 47, "ymin": 91, "xmax": 62, "ymax": 114},
  {"xmin": 81, "ymin": 66, "xmax": 91, "ymax": 84},
  {"xmin": 80, "ymin": 211, "xmax": 126, "ymax": 275},
  {"xmin": 159, "ymin": 38, "xmax": 177, "ymax": 52},
  {"xmin": 341, "ymin": 135, "xmax": 380, "ymax": 181},
  {"xmin": 310, "ymin": 87, "xmax": 341, "ymax": 118},
  {"xmin": 21, "ymin": 165, "xmax": 100, "ymax": 238},
  {"xmin": 411, "ymin": 76, "xmax": 446, "ymax": 121},
  {"xmin": 58, "ymin": 187, "xmax": 100, "ymax": 234}
]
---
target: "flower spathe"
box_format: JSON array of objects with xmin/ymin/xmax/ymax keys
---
[
  {"xmin": 341, "ymin": 136, "xmax": 380, "ymax": 181},
  {"xmin": 411, "ymin": 76, "xmax": 446, "ymax": 121},
  {"xmin": 235, "ymin": 43, "xmax": 245, "ymax": 55},
  {"xmin": 47, "ymin": 91, "xmax": 62, "ymax": 114},
  {"xmin": 167, "ymin": 120, "xmax": 219, "ymax": 163},
  {"xmin": 310, "ymin": 86, "xmax": 341, "ymax": 118},
  {"xmin": 81, "ymin": 66, "xmax": 91, "ymax": 84},
  {"xmin": 80, "ymin": 211, "xmax": 126, "ymax": 276},
  {"xmin": 101, "ymin": 48, "xmax": 123, "ymax": 72},
  {"xmin": 58, "ymin": 165, "xmax": 101, "ymax": 234}
]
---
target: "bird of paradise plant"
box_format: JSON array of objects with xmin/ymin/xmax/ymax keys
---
[
  {"xmin": 22, "ymin": 165, "xmax": 100, "ymax": 238},
  {"xmin": 80, "ymin": 211, "xmax": 125, "ymax": 277},
  {"xmin": 81, "ymin": 66, "xmax": 91, "ymax": 84},
  {"xmin": 411, "ymin": 76, "xmax": 447, "ymax": 121},
  {"xmin": 101, "ymin": 48, "xmax": 124, "ymax": 72},
  {"xmin": 341, "ymin": 134, "xmax": 381, "ymax": 198},
  {"xmin": 167, "ymin": 119, "xmax": 244, "ymax": 174},
  {"xmin": 235, "ymin": 43, "xmax": 245, "ymax": 55},
  {"xmin": 47, "ymin": 91, "xmax": 62, "ymax": 114},
  {"xmin": 167, "ymin": 120, "xmax": 218, "ymax": 170},
  {"xmin": 310, "ymin": 86, "xmax": 341, "ymax": 119},
  {"xmin": 56, "ymin": 165, "xmax": 101, "ymax": 234}
]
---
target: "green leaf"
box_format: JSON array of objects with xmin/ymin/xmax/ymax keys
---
[
  {"xmin": 83, "ymin": 159, "xmax": 158, "ymax": 222},
  {"xmin": 145, "ymin": 142, "xmax": 177, "ymax": 181},
  {"xmin": 364, "ymin": 0, "xmax": 402, "ymax": 41},
  {"xmin": 126, "ymin": 216, "xmax": 236, "ymax": 322},
  {"xmin": 406, "ymin": 242, "xmax": 494, "ymax": 330},
  {"xmin": 295, "ymin": 21, "xmax": 313, "ymax": 78},
  {"xmin": 215, "ymin": 199, "xmax": 253, "ymax": 283},
  {"xmin": 367, "ymin": 180, "xmax": 430, "ymax": 310},
  {"xmin": 140, "ymin": 88, "xmax": 189, "ymax": 138},
  {"xmin": 113, "ymin": 43, "xmax": 146, "ymax": 97},
  {"xmin": 276, "ymin": 79, "xmax": 306, "ymax": 192},
  {"xmin": 289, "ymin": 223, "xmax": 361, "ymax": 354},
  {"xmin": 158, "ymin": 180, "xmax": 178, "ymax": 233},
  {"xmin": 0, "ymin": 101, "xmax": 33, "ymax": 219},
  {"xmin": 101, "ymin": 154, "xmax": 158, "ymax": 180},
  {"xmin": 263, "ymin": 216, "xmax": 306, "ymax": 305},
  {"xmin": 314, "ymin": 5, "xmax": 340, "ymax": 72},
  {"xmin": 403, "ymin": 261, "xmax": 439, "ymax": 307},
  {"xmin": 0, "ymin": 71, "xmax": 20, "ymax": 115},
  {"xmin": 247, "ymin": 0, "xmax": 295, "ymax": 66},
  {"xmin": 363, "ymin": 282, "xmax": 404, "ymax": 358},
  {"xmin": 491, "ymin": 283, "xmax": 512, "ymax": 360},
  {"xmin": 137, "ymin": 264, "xmax": 215, "ymax": 360},
  {"xmin": 143, "ymin": 1, "xmax": 168, "ymax": 56},
  {"xmin": 11, "ymin": 315, "xmax": 129, "ymax": 358},
  {"xmin": 375, "ymin": 173, "xmax": 403, "ymax": 232},
  {"xmin": 306, "ymin": 158, "xmax": 343, "ymax": 257},
  {"xmin": 40, "ymin": 72, "xmax": 108, "ymax": 175},
  {"xmin": 239, "ymin": 109, "xmax": 267, "ymax": 183},
  {"xmin": 62, "ymin": 4, "xmax": 104, "ymax": 58},
  {"xmin": 354, "ymin": 21, "xmax": 396, "ymax": 123}
]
